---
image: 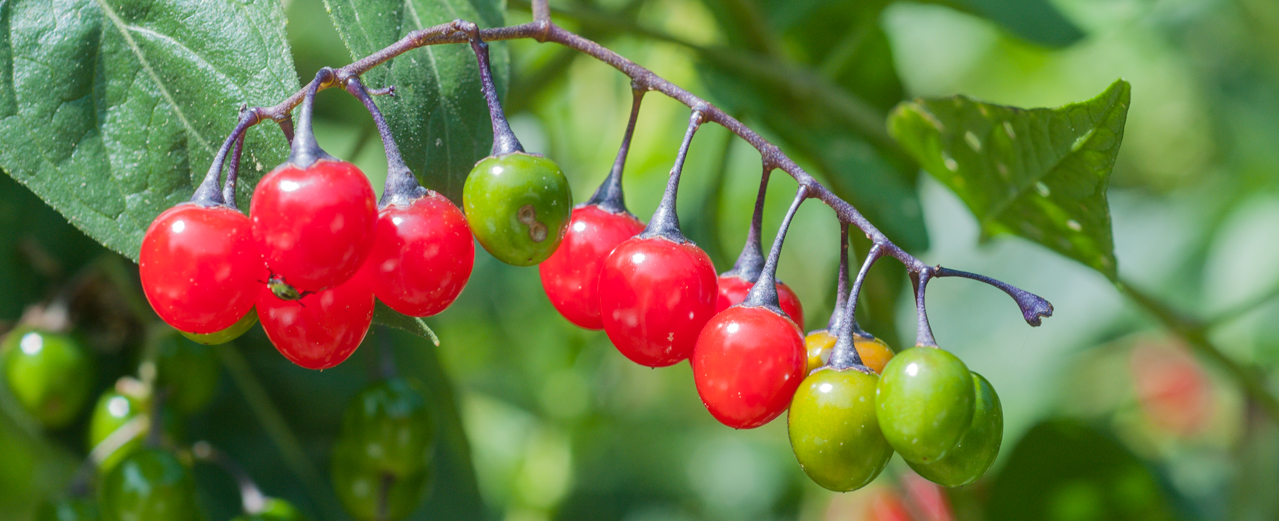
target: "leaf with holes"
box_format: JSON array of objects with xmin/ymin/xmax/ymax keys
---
[
  {"xmin": 888, "ymin": 80, "xmax": 1128, "ymax": 280},
  {"xmin": 0, "ymin": 0, "xmax": 298, "ymax": 261},
  {"xmin": 321, "ymin": 0, "xmax": 507, "ymax": 203}
]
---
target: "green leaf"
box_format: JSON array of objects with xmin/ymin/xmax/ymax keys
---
[
  {"xmin": 888, "ymin": 79, "xmax": 1129, "ymax": 280},
  {"xmin": 373, "ymin": 301, "xmax": 440, "ymax": 346},
  {"xmin": 0, "ymin": 0, "xmax": 299, "ymax": 261},
  {"xmin": 321, "ymin": 0, "xmax": 508, "ymax": 203}
]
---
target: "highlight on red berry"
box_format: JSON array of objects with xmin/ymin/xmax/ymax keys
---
[{"xmin": 540, "ymin": 204, "xmax": 645, "ymax": 329}]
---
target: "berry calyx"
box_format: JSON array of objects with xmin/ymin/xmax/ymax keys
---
[
  {"xmin": 692, "ymin": 305, "xmax": 807, "ymax": 428},
  {"xmin": 2, "ymin": 327, "xmax": 94, "ymax": 429},
  {"xmin": 599, "ymin": 236, "xmax": 719, "ymax": 366},
  {"xmin": 257, "ymin": 271, "xmax": 375, "ymax": 370},
  {"xmin": 139, "ymin": 204, "xmax": 264, "ymax": 333},
  {"xmin": 875, "ymin": 346, "xmax": 975, "ymax": 463},
  {"xmin": 907, "ymin": 372, "xmax": 1003, "ymax": 486},
  {"xmin": 540, "ymin": 204, "xmax": 645, "ymax": 329},
  {"xmin": 788, "ymin": 367, "xmax": 893, "ymax": 491},
  {"xmin": 715, "ymin": 274, "xmax": 804, "ymax": 328},
  {"xmin": 363, "ymin": 191, "xmax": 474, "ymax": 317},
  {"xmin": 463, "ymin": 152, "xmax": 573, "ymax": 266}
]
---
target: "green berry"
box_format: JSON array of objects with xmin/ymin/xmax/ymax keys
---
[
  {"xmin": 2, "ymin": 328, "xmax": 95, "ymax": 428},
  {"xmin": 907, "ymin": 372, "xmax": 1003, "ymax": 487},
  {"xmin": 336, "ymin": 378, "xmax": 436, "ymax": 477},
  {"xmin": 788, "ymin": 367, "xmax": 894, "ymax": 491},
  {"xmin": 97, "ymin": 448, "xmax": 201, "ymax": 521},
  {"xmin": 875, "ymin": 346, "xmax": 975, "ymax": 463},
  {"xmin": 463, "ymin": 152, "xmax": 572, "ymax": 266},
  {"xmin": 330, "ymin": 441, "xmax": 431, "ymax": 521}
]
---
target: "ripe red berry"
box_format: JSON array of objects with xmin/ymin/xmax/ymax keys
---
[
  {"xmin": 540, "ymin": 205, "xmax": 645, "ymax": 329},
  {"xmin": 257, "ymin": 270, "xmax": 374, "ymax": 370},
  {"xmin": 250, "ymin": 159, "xmax": 377, "ymax": 292},
  {"xmin": 362, "ymin": 192, "xmax": 474, "ymax": 317},
  {"xmin": 598, "ymin": 236, "xmax": 718, "ymax": 367},
  {"xmin": 692, "ymin": 305, "xmax": 807, "ymax": 428},
  {"xmin": 139, "ymin": 204, "xmax": 265, "ymax": 333},
  {"xmin": 715, "ymin": 274, "xmax": 805, "ymax": 328}
]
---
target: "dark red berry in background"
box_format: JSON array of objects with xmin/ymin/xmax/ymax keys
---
[
  {"xmin": 598, "ymin": 236, "xmax": 717, "ymax": 367},
  {"xmin": 540, "ymin": 205, "xmax": 645, "ymax": 329},
  {"xmin": 715, "ymin": 274, "xmax": 805, "ymax": 328},
  {"xmin": 140, "ymin": 204, "xmax": 264, "ymax": 333},
  {"xmin": 257, "ymin": 270, "xmax": 374, "ymax": 370},
  {"xmin": 692, "ymin": 305, "xmax": 806, "ymax": 429},
  {"xmin": 363, "ymin": 192, "xmax": 474, "ymax": 317},
  {"xmin": 251, "ymin": 159, "xmax": 377, "ymax": 292}
]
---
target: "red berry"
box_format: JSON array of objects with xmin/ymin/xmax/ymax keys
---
[
  {"xmin": 257, "ymin": 270, "xmax": 374, "ymax": 370},
  {"xmin": 363, "ymin": 192, "xmax": 474, "ymax": 317},
  {"xmin": 540, "ymin": 205, "xmax": 645, "ymax": 329},
  {"xmin": 692, "ymin": 306, "xmax": 806, "ymax": 428},
  {"xmin": 139, "ymin": 204, "xmax": 265, "ymax": 333},
  {"xmin": 598, "ymin": 236, "xmax": 718, "ymax": 367},
  {"xmin": 250, "ymin": 159, "xmax": 377, "ymax": 292},
  {"xmin": 715, "ymin": 274, "xmax": 805, "ymax": 328}
]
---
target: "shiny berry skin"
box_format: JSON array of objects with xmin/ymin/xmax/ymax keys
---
[
  {"xmin": 97, "ymin": 448, "xmax": 199, "ymax": 521},
  {"xmin": 2, "ymin": 328, "xmax": 94, "ymax": 429},
  {"xmin": 907, "ymin": 372, "xmax": 1003, "ymax": 486},
  {"xmin": 715, "ymin": 274, "xmax": 805, "ymax": 329},
  {"xmin": 178, "ymin": 309, "xmax": 258, "ymax": 346},
  {"xmin": 140, "ymin": 204, "xmax": 265, "ymax": 333},
  {"xmin": 153, "ymin": 329, "xmax": 220, "ymax": 416},
  {"xmin": 787, "ymin": 367, "xmax": 893, "ymax": 491},
  {"xmin": 876, "ymin": 346, "xmax": 975, "ymax": 463},
  {"xmin": 362, "ymin": 192, "xmax": 474, "ymax": 317},
  {"xmin": 251, "ymin": 159, "xmax": 378, "ymax": 292},
  {"xmin": 803, "ymin": 330, "xmax": 895, "ymax": 374},
  {"xmin": 463, "ymin": 152, "xmax": 573, "ymax": 266},
  {"xmin": 87, "ymin": 390, "xmax": 148, "ymax": 474},
  {"xmin": 539, "ymin": 205, "xmax": 645, "ymax": 329},
  {"xmin": 257, "ymin": 271, "xmax": 374, "ymax": 370},
  {"xmin": 598, "ymin": 236, "xmax": 718, "ymax": 367},
  {"xmin": 336, "ymin": 378, "xmax": 436, "ymax": 477},
  {"xmin": 691, "ymin": 306, "xmax": 807, "ymax": 428}
]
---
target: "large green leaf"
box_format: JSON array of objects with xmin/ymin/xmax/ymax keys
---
[
  {"xmin": 321, "ymin": 0, "xmax": 507, "ymax": 203},
  {"xmin": 0, "ymin": 0, "xmax": 298, "ymax": 261},
  {"xmin": 888, "ymin": 80, "xmax": 1129, "ymax": 280}
]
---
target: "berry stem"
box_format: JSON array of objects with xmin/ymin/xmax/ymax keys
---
[
  {"xmin": 222, "ymin": 110, "xmax": 248, "ymax": 209},
  {"xmin": 287, "ymin": 68, "xmax": 338, "ymax": 169},
  {"xmin": 191, "ymin": 109, "xmax": 261, "ymax": 207},
  {"xmin": 192, "ymin": 441, "xmax": 268, "ymax": 515},
  {"xmin": 345, "ymin": 76, "xmax": 429, "ymax": 208},
  {"xmin": 741, "ymin": 185, "xmax": 808, "ymax": 314},
  {"xmin": 467, "ymin": 29, "xmax": 524, "ymax": 156},
  {"xmin": 828, "ymin": 243, "xmax": 882, "ymax": 370},
  {"xmin": 639, "ymin": 111, "xmax": 703, "ymax": 242},
  {"xmin": 586, "ymin": 82, "xmax": 645, "ymax": 214},
  {"xmin": 913, "ymin": 268, "xmax": 938, "ymax": 348},
  {"xmin": 724, "ymin": 166, "xmax": 772, "ymax": 282},
  {"xmin": 826, "ymin": 222, "xmax": 851, "ymax": 332},
  {"xmin": 935, "ymin": 266, "xmax": 1054, "ymax": 326}
]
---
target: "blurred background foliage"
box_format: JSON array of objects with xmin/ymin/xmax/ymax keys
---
[{"xmin": 4, "ymin": 0, "xmax": 1279, "ymax": 519}]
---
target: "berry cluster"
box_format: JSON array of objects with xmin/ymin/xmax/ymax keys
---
[
  {"xmin": 126, "ymin": 22, "xmax": 1051, "ymax": 497},
  {"xmin": 138, "ymin": 71, "xmax": 476, "ymax": 370}
]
